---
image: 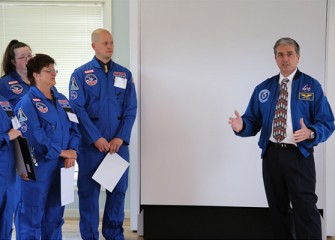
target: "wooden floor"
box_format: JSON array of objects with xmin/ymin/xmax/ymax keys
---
[
  {"xmin": 62, "ymin": 218, "xmax": 142, "ymax": 240},
  {"xmin": 13, "ymin": 218, "xmax": 335, "ymax": 239},
  {"xmin": 13, "ymin": 218, "xmax": 143, "ymax": 240}
]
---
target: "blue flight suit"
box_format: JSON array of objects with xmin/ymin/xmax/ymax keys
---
[
  {"xmin": 0, "ymin": 71, "xmax": 30, "ymax": 224},
  {"xmin": 14, "ymin": 86, "xmax": 81, "ymax": 239},
  {"xmin": 0, "ymin": 71, "xmax": 30, "ymax": 107},
  {"xmin": 0, "ymin": 95, "xmax": 16, "ymax": 240},
  {"xmin": 69, "ymin": 57, "xmax": 137, "ymax": 240}
]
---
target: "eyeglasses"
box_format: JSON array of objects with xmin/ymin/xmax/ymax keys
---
[
  {"xmin": 15, "ymin": 54, "xmax": 33, "ymax": 61},
  {"xmin": 41, "ymin": 68, "xmax": 58, "ymax": 75}
]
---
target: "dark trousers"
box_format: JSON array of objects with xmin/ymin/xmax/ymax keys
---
[{"xmin": 263, "ymin": 142, "xmax": 321, "ymax": 240}]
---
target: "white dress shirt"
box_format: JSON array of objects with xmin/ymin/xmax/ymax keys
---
[{"xmin": 269, "ymin": 68, "xmax": 297, "ymax": 145}]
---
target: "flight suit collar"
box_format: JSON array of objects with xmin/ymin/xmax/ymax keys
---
[
  {"xmin": 95, "ymin": 57, "xmax": 111, "ymax": 72},
  {"xmin": 276, "ymin": 69, "xmax": 302, "ymax": 83},
  {"xmin": 30, "ymin": 86, "xmax": 60, "ymax": 100}
]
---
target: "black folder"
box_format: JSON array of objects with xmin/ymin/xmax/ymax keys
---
[{"xmin": 15, "ymin": 136, "xmax": 37, "ymax": 181}]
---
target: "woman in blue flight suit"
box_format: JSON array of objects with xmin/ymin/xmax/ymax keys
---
[
  {"xmin": 0, "ymin": 95, "xmax": 21, "ymax": 239},
  {"xmin": 14, "ymin": 54, "xmax": 80, "ymax": 239},
  {"xmin": 0, "ymin": 40, "xmax": 32, "ymax": 106}
]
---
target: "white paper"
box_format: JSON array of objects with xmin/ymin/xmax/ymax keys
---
[
  {"xmin": 61, "ymin": 167, "xmax": 75, "ymax": 206},
  {"xmin": 11, "ymin": 116, "xmax": 21, "ymax": 130},
  {"xmin": 92, "ymin": 153, "xmax": 129, "ymax": 192}
]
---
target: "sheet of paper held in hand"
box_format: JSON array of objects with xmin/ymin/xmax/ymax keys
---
[
  {"xmin": 92, "ymin": 153, "xmax": 129, "ymax": 192},
  {"xmin": 61, "ymin": 166, "xmax": 75, "ymax": 206}
]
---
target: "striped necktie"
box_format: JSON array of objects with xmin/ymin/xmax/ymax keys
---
[{"xmin": 273, "ymin": 78, "xmax": 289, "ymax": 142}]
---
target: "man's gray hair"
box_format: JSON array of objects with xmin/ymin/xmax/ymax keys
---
[{"xmin": 273, "ymin": 37, "xmax": 300, "ymax": 56}]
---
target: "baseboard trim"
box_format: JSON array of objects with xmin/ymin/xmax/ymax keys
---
[
  {"xmin": 141, "ymin": 205, "xmax": 273, "ymax": 239},
  {"xmin": 140, "ymin": 205, "xmax": 324, "ymax": 239}
]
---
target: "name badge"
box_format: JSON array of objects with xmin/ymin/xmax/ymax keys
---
[
  {"xmin": 114, "ymin": 77, "xmax": 127, "ymax": 89},
  {"xmin": 67, "ymin": 112, "xmax": 79, "ymax": 123},
  {"xmin": 11, "ymin": 116, "xmax": 21, "ymax": 130}
]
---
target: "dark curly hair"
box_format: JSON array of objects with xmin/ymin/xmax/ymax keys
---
[{"xmin": 27, "ymin": 54, "xmax": 56, "ymax": 86}]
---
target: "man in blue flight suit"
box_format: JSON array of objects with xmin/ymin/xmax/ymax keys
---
[
  {"xmin": 229, "ymin": 37, "xmax": 334, "ymax": 239},
  {"xmin": 69, "ymin": 28, "xmax": 137, "ymax": 240},
  {"xmin": 0, "ymin": 95, "xmax": 21, "ymax": 239}
]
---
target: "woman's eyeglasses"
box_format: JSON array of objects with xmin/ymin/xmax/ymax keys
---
[
  {"xmin": 15, "ymin": 54, "xmax": 33, "ymax": 61},
  {"xmin": 41, "ymin": 68, "xmax": 58, "ymax": 75}
]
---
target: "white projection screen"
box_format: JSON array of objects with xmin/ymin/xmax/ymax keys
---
[{"xmin": 140, "ymin": 0, "xmax": 327, "ymax": 208}]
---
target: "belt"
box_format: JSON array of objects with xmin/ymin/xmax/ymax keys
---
[{"xmin": 268, "ymin": 141, "xmax": 297, "ymax": 149}]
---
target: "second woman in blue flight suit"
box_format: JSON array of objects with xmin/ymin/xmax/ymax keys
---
[{"xmin": 14, "ymin": 54, "xmax": 81, "ymax": 239}]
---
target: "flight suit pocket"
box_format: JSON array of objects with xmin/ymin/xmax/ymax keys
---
[
  {"xmin": 86, "ymin": 88, "xmax": 101, "ymax": 118},
  {"xmin": 115, "ymin": 88, "xmax": 126, "ymax": 104}
]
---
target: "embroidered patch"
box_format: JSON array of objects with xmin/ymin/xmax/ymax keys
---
[
  {"xmin": 259, "ymin": 89, "xmax": 270, "ymax": 103},
  {"xmin": 10, "ymin": 84, "xmax": 23, "ymax": 95},
  {"xmin": 58, "ymin": 99, "xmax": 70, "ymax": 108},
  {"xmin": 70, "ymin": 91, "xmax": 78, "ymax": 100},
  {"xmin": 113, "ymin": 72, "xmax": 126, "ymax": 78},
  {"xmin": 36, "ymin": 102, "xmax": 48, "ymax": 113},
  {"xmin": 70, "ymin": 77, "xmax": 79, "ymax": 90},
  {"xmin": 85, "ymin": 74, "xmax": 98, "ymax": 86},
  {"xmin": 20, "ymin": 122, "xmax": 28, "ymax": 133},
  {"xmin": 8, "ymin": 80, "xmax": 18, "ymax": 84},
  {"xmin": 84, "ymin": 69, "xmax": 94, "ymax": 74},
  {"xmin": 299, "ymin": 92, "xmax": 314, "ymax": 101},
  {"xmin": 0, "ymin": 101, "xmax": 12, "ymax": 111},
  {"xmin": 17, "ymin": 108, "xmax": 28, "ymax": 122},
  {"xmin": 302, "ymin": 84, "xmax": 311, "ymax": 92}
]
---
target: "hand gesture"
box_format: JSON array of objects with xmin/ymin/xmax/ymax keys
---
[
  {"xmin": 228, "ymin": 110, "xmax": 243, "ymax": 132},
  {"xmin": 293, "ymin": 118, "xmax": 312, "ymax": 143}
]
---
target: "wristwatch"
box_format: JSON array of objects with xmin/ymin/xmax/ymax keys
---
[{"xmin": 309, "ymin": 129, "xmax": 315, "ymax": 140}]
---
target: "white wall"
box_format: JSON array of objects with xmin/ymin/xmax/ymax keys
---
[
  {"xmin": 139, "ymin": 0, "xmax": 326, "ymax": 206},
  {"xmin": 129, "ymin": 0, "xmax": 335, "ymax": 235},
  {"xmin": 129, "ymin": 0, "xmax": 140, "ymax": 231}
]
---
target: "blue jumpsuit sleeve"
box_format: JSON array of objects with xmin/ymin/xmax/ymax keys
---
[
  {"xmin": 0, "ymin": 100, "xmax": 13, "ymax": 148},
  {"xmin": 15, "ymin": 99, "xmax": 62, "ymax": 161},
  {"xmin": 69, "ymin": 71, "xmax": 102, "ymax": 145},
  {"xmin": 0, "ymin": 133, "xmax": 10, "ymax": 148},
  {"xmin": 115, "ymin": 76, "xmax": 137, "ymax": 145},
  {"xmin": 236, "ymin": 86, "xmax": 262, "ymax": 137},
  {"xmin": 303, "ymin": 82, "xmax": 335, "ymax": 148}
]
